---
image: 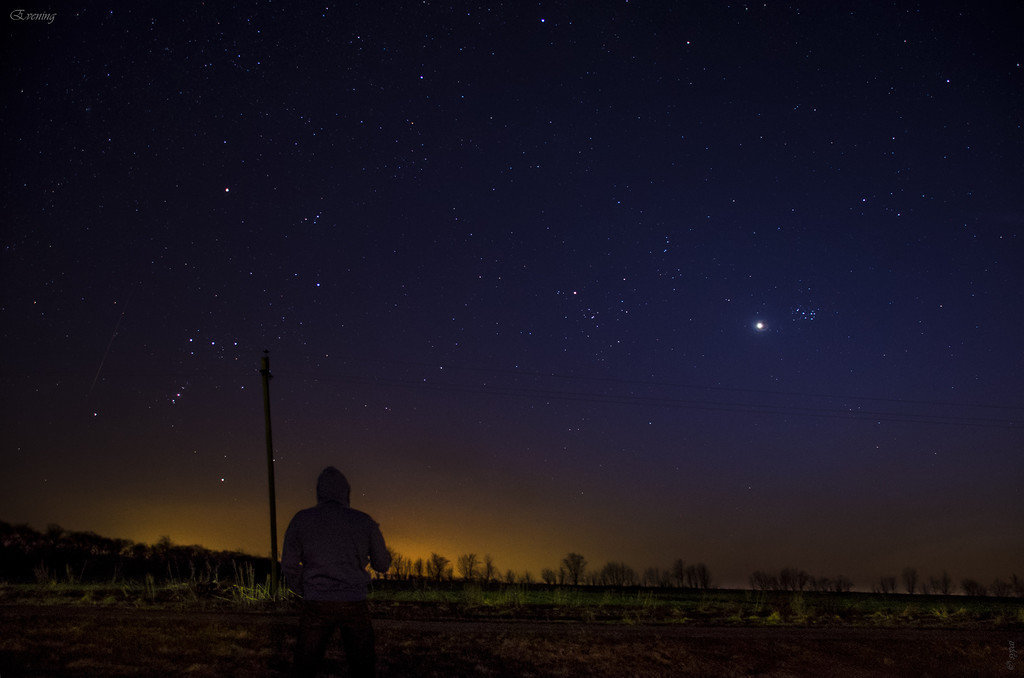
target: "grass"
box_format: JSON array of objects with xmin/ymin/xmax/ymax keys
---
[
  {"xmin": 0, "ymin": 570, "xmax": 286, "ymax": 610},
  {"xmin": 362, "ymin": 582, "xmax": 1024, "ymax": 628},
  {"xmin": 2, "ymin": 579, "xmax": 1021, "ymax": 676},
  {"xmin": 2, "ymin": 577, "xmax": 1021, "ymax": 629},
  {"xmin": 229, "ymin": 562, "xmax": 287, "ymax": 607}
]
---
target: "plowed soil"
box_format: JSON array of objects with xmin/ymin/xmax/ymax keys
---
[{"xmin": 0, "ymin": 604, "xmax": 1019, "ymax": 676}]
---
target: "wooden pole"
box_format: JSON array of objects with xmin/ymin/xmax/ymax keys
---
[{"xmin": 260, "ymin": 351, "xmax": 279, "ymax": 598}]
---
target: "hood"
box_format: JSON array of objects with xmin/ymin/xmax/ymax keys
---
[{"xmin": 316, "ymin": 466, "xmax": 351, "ymax": 506}]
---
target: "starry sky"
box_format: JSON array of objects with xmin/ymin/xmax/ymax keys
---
[{"xmin": 2, "ymin": 2, "xmax": 1022, "ymax": 588}]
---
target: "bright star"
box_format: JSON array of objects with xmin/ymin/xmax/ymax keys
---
[{"xmin": 754, "ymin": 320, "xmax": 767, "ymax": 332}]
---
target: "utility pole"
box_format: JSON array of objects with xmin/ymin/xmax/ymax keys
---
[{"xmin": 260, "ymin": 351, "xmax": 279, "ymax": 598}]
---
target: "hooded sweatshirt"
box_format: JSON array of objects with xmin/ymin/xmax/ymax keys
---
[{"xmin": 281, "ymin": 467, "xmax": 391, "ymax": 601}]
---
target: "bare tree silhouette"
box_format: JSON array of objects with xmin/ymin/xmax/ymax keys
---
[
  {"xmin": 990, "ymin": 578, "xmax": 1012, "ymax": 597},
  {"xmin": 779, "ymin": 568, "xmax": 809, "ymax": 591},
  {"xmin": 456, "ymin": 553, "xmax": 479, "ymax": 581},
  {"xmin": 386, "ymin": 549, "xmax": 407, "ymax": 580},
  {"xmin": 642, "ymin": 566, "xmax": 669, "ymax": 587},
  {"xmin": 670, "ymin": 559, "xmax": 686, "ymax": 587},
  {"xmin": 875, "ymin": 576, "xmax": 897, "ymax": 594},
  {"xmin": 832, "ymin": 575, "xmax": 854, "ymax": 593},
  {"xmin": 599, "ymin": 561, "xmax": 636, "ymax": 587},
  {"xmin": 691, "ymin": 563, "xmax": 711, "ymax": 589},
  {"xmin": 482, "ymin": 554, "xmax": 497, "ymax": 584},
  {"xmin": 426, "ymin": 553, "xmax": 449, "ymax": 582},
  {"xmin": 901, "ymin": 567, "xmax": 918, "ymax": 594},
  {"xmin": 929, "ymin": 571, "xmax": 952, "ymax": 595},
  {"xmin": 682, "ymin": 563, "xmax": 711, "ymax": 589},
  {"xmin": 961, "ymin": 578, "xmax": 987, "ymax": 596},
  {"xmin": 561, "ymin": 552, "xmax": 586, "ymax": 586},
  {"xmin": 749, "ymin": 570, "xmax": 776, "ymax": 591}
]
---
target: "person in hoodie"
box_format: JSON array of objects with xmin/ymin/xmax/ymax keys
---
[{"xmin": 282, "ymin": 466, "xmax": 391, "ymax": 678}]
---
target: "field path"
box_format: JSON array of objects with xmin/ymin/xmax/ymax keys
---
[{"xmin": 1, "ymin": 604, "xmax": 1020, "ymax": 676}]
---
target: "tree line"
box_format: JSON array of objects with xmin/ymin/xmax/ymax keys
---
[
  {"xmin": 749, "ymin": 566, "xmax": 1024, "ymax": 597},
  {"xmin": 5, "ymin": 521, "xmax": 1020, "ymax": 597},
  {"xmin": 382, "ymin": 551, "xmax": 714, "ymax": 589},
  {"xmin": 0, "ymin": 521, "xmax": 271, "ymax": 584}
]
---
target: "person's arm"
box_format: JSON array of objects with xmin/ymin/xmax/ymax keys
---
[
  {"xmin": 368, "ymin": 521, "xmax": 391, "ymax": 574},
  {"xmin": 281, "ymin": 518, "xmax": 304, "ymax": 596}
]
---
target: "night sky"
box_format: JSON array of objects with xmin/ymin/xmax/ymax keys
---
[{"xmin": 2, "ymin": 2, "xmax": 1022, "ymax": 588}]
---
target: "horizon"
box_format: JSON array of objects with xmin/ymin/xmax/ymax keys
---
[{"xmin": 2, "ymin": 511, "xmax": 1013, "ymax": 594}]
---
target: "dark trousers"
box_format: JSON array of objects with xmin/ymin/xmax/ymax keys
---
[{"xmin": 293, "ymin": 600, "xmax": 376, "ymax": 678}]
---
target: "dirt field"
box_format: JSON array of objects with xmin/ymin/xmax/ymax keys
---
[{"xmin": 0, "ymin": 604, "xmax": 1019, "ymax": 676}]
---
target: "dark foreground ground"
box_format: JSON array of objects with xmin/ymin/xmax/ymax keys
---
[{"xmin": 0, "ymin": 604, "xmax": 1019, "ymax": 677}]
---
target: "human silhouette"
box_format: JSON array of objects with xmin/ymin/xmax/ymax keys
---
[{"xmin": 282, "ymin": 466, "xmax": 391, "ymax": 678}]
